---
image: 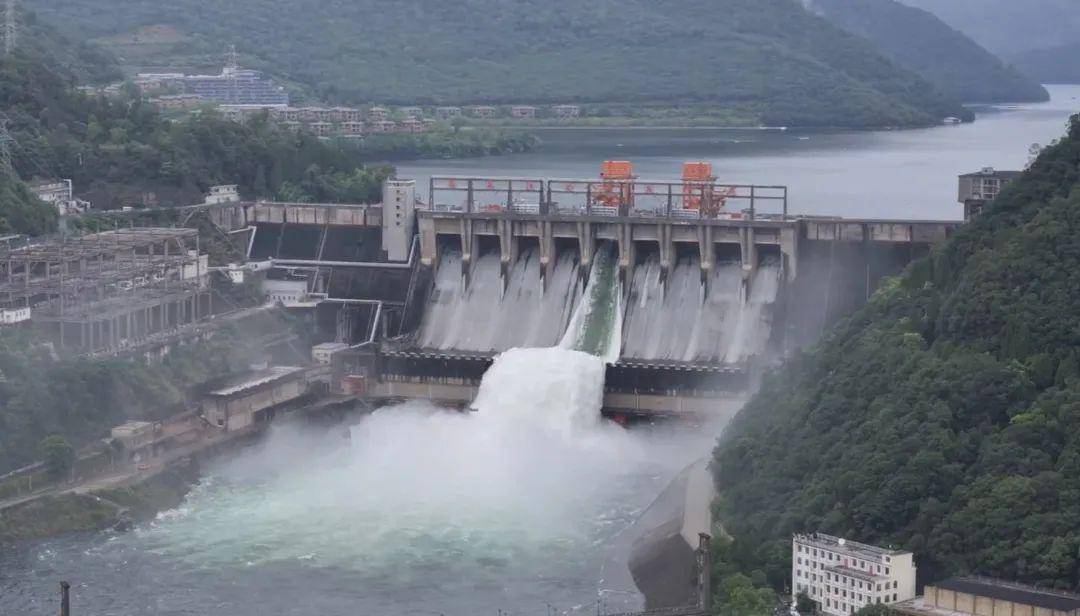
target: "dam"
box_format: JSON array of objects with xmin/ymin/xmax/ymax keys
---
[{"xmin": 195, "ymin": 162, "xmax": 958, "ymax": 420}]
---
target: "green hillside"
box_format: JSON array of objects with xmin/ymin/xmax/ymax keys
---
[
  {"xmin": 30, "ymin": 0, "xmax": 972, "ymax": 128},
  {"xmin": 813, "ymin": 0, "xmax": 1048, "ymax": 103},
  {"xmin": 899, "ymin": 0, "xmax": 1080, "ymax": 59},
  {"xmin": 2, "ymin": 11, "xmax": 537, "ymax": 210},
  {"xmin": 1014, "ymin": 43, "xmax": 1080, "ymax": 86},
  {"xmin": 712, "ymin": 113, "xmax": 1080, "ymax": 592}
]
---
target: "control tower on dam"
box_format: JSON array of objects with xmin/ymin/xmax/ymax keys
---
[{"xmin": 184, "ymin": 163, "xmax": 958, "ymax": 420}]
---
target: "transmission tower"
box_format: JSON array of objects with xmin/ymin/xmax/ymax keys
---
[
  {"xmin": 225, "ymin": 44, "xmax": 239, "ymax": 72},
  {"xmin": 3, "ymin": 0, "xmax": 16, "ymax": 57},
  {"xmin": 0, "ymin": 115, "xmax": 14, "ymax": 172}
]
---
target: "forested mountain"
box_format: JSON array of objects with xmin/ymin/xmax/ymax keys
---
[
  {"xmin": 1, "ymin": 14, "xmax": 385, "ymax": 209},
  {"xmin": 1014, "ymin": 44, "xmax": 1080, "ymax": 86},
  {"xmin": 2, "ymin": 10, "xmax": 536, "ymax": 211},
  {"xmin": 811, "ymin": 0, "xmax": 1048, "ymax": 103},
  {"xmin": 712, "ymin": 114, "xmax": 1080, "ymax": 592},
  {"xmin": 30, "ymin": 0, "xmax": 972, "ymax": 128},
  {"xmin": 897, "ymin": 0, "xmax": 1080, "ymax": 86},
  {"xmin": 899, "ymin": 0, "xmax": 1080, "ymax": 58}
]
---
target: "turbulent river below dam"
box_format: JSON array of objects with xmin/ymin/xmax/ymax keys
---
[{"xmin": 2, "ymin": 87, "xmax": 1078, "ymax": 616}]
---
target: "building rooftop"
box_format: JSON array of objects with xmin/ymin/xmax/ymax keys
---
[
  {"xmin": 795, "ymin": 533, "xmax": 909, "ymax": 559},
  {"xmin": 959, "ymin": 167, "xmax": 1022, "ymax": 179},
  {"xmin": 208, "ymin": 366, "xmax": 305, "ymax": 398},
  {"xmin": 935, "ymin": 578, "xmax": 1080, "ymax": 612},
  {"xmin": 111, "ymin": 421, "xmax": 154, "ymax": 437}
]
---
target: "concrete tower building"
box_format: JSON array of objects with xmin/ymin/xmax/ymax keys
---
[{"xmin": 382, "ymin": 179, "xmax": 416, "ymax": 261}]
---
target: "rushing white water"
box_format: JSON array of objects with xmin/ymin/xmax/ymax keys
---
[
  {"xmin": 622, "ymin": 255, "xmax": 781, "ymax": 363},
  {"xmin": 113, "ymin": 347, "xmax": 713, "ymax": 614},
  {"xmin": 419, "ymin": 249, "xmax": 581, "ymax": 351},
  {"xmin": 560, "ymin": 245, "xmax": 623, "ymax": 362}
]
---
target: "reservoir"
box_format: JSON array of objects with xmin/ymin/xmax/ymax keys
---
[
  {"xmin": 1, "ymin": 86, "xmax": 1077, "ymax": 616},
  {"xmin": 401, "ymin": 85, "xmax": 1080, "ymax": 221}
]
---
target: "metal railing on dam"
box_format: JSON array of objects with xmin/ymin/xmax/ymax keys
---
[{"xmin": 428, "ymin": 174, "xmax": 789, "ymax": 220}]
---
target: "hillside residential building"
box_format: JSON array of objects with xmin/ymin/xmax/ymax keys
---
[
  {"xmin": 552, "ymin": 104, "xmax": 581, "ymax": 118},
  {"xmin": 179, "ymin": 66, "xmax": 288, "ymax": 106},
  {"xmin": 792, "ymin": 533, "xmax": 916, "ymax": 616},
  {"xmin": 511, "ymin": 105, "xmax": 537, "ymax": 118},
  {"xmin": 399, "ymin": 106, "xmax": 423, "ymax": 118},
  {"xmin": 958, "ymin": 167, "xmax": 1021, "ymax": 221},
  {"xmin": 399, "ymin": 118, "xmax": 424, "ymax": 133},
  {"xmin": 894, "ymin": 578, "xmax": 1080, "ymax": 616},
  {"xmin": 28, "ymin": 179, "xmax": 89, "ymax": 215},
  {"xmin": 435, "ymin": 106, "xmax": 462, "ymax": 119},
  {"xmin": 369, "ymin": 120, "xmax": 397, "ymax": 133},
  {"xmin": 368, "ymin": 106, "xmax": 390, "ymax": 121},
  {"xmin": 341, "ymin": 121, "xmax": 365, "ymax": 135},
  {"xmin": 469, "ymin": 105, "xmax": 496, "ymax": 118}
]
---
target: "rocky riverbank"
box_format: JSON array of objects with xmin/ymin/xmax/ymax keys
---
[{"xmin": 0, "ymin": 459, "xmax": 200, "ymax": 544}]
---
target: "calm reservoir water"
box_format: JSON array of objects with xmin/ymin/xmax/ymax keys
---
[
  {"xmin": 1, "ymin": 86, "xmax": 1078, "ymax": 616},
  {"xmin": 401, "ymin": 85, "xmax": 1080, "ymax": 221}
]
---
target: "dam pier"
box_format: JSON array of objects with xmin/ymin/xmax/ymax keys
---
[{"xmin": 188, "ymin": 161, "xmax": 957, "ymax": 421}]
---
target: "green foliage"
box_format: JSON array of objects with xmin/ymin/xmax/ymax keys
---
[
  {"xmin": 0, "ymin": 167, "xmax": 58, "ymax": 235},
  {"xmin": 1013, "ymin": 43, "xmax": 1080, "ymax": 85},
  {"xmin": 711, "ymin": 534, "xmax": 778, "ymax": 616},
  {"xmin": 0, "ymin": 493, "xmax": 116, "ymax": 543},
  {"xmin": 31, "ymin": 0, "xmax": 970, "ymax": 128},
  {"xmin": 36, "ymin": 435, "xmax": 74, "ymax": 479},
  {"xmin": 814, "ymin": 0, "xmax": 1047, "ymax": 103},
  {"xmin": 0, "ymin": 323, "xmax": 272, "ymax": 473},
  {"xmin": 712, "ymin": 115, "xmax": 1080, "ymax": 591},
  {"xmin": 1, "ymin": 17, "xmax": 533, "ymax": 210},
  {"xmin": 796, "ymin": 591, "xmax": 816, "ymax": 615}
]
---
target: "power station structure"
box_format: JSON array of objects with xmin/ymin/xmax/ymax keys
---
[
  {"xmin": 160, "ymin": 161, "xmax": 958, "ymax": 421},
  {"xmin": 0, "ymin": 228, "xmax": 213, "ymax": 353}
]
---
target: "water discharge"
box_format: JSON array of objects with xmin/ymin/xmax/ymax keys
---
[
  {"xmin": 101, "ymin": 347, "xmax": 708, "ymax": 615},
  {"xmin": 419, "ymin": 248, "xmax": 581, "ymax": 351},
  {"xmin": 560, "ymin": 245, "xmax": 623, "ymax": 361},
  {"xmin": 622, "ymin": 255, "xmax": 782, "ymax": 363}
]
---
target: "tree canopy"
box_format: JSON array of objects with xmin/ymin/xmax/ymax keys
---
[
  {"xmin": 813, "ymin": 0, "xmax": 1048, "ymax": 103},
  {"xmin": 1, "ymin": 13, "xmax": 535, "ymax": 210},
  {"xmin": 712, "ymin": 114, "xmax": 1080, "ymax": 593},
  {"xmin": 31, "ymin": 0, "xmax": 974, "ymax": 128}
]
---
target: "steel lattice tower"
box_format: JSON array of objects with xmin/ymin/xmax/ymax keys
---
[{"xmin": 3, "ymin": 0, "xmax": 16, "ymax": 57}]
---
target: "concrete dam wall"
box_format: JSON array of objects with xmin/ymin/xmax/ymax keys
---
[{"xmin": 413, "ymin": 239, "xmax": 784, "ymax": 366}]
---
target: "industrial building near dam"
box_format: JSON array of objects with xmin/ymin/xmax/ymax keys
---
[{"xmin": 174, "ymin": 160, "xmax": 959, "ymax": 422}]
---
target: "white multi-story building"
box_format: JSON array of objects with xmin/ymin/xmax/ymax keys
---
[{"xmin": 792, "ymin": 533, "xmax": 916, "ymax": 616}]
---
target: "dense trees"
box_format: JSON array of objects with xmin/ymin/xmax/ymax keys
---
[
  {"xmin": 0, "ymin": 167, "xmax": 57, "ymax": 235},
  {"xmin": 31, "ymin": 0, "xmax": 972, "ymax": 128},
  {"xmin": 1, "ymin": 15, "xmax": 536, "ymax": 211},
  {"xmin": 712, "ymin": 114, "xmax": 1080, "ymax": 594},
  {"xmin": 814, "ymin": 0, "xmax": 1048, "ymax": 103},
  {"xmin": 37, "ymin": 435, "xmax": 74, "ymax": 479},
  {"xmin": 0, "ymin": 320, "xmax": 282, "ymax": 473}
]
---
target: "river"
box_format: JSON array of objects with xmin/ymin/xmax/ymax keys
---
[{"xmin": 1, "ymin": 86, "xmax": 1078, "ymax": 616}]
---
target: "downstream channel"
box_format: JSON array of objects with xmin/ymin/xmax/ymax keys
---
[{"xmin": 2, "ymin": 87, "xmax": 1078, "ymax": 616}]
